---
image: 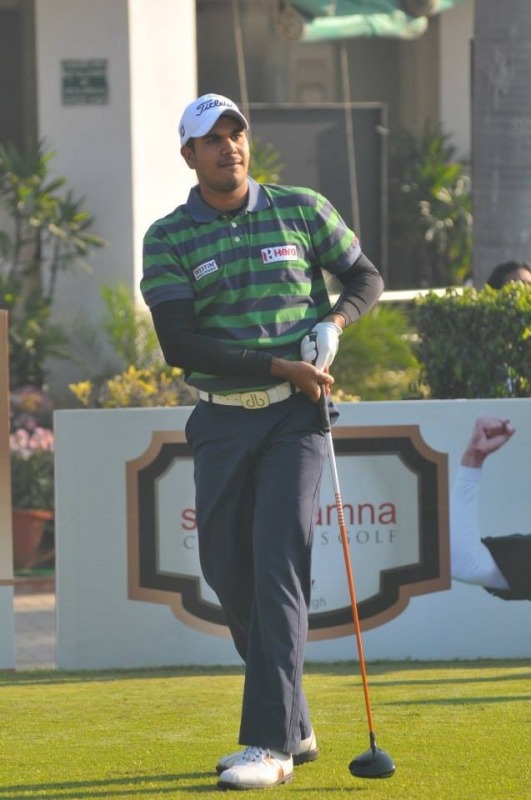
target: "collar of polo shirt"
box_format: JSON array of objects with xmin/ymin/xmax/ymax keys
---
[{"xmin": 187, "ymin": 177, "xmax": 270, "ymax": 222}]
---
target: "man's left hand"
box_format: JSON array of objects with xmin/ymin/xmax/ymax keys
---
[{"xmin": 301, "ymin": 321, "xmax": 342, "ymax": 370}]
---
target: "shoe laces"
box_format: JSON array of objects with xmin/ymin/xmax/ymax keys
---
[{"xmin": 241, "ymin": 746, "xmax": 268, "ymax": 763}]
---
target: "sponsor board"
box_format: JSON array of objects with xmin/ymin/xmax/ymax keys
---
[
  {"xmin": 126, "ymin": 426, "xmax": 449, "ymax": 639},
  {"xmin": 54, "ymin": 400, "xmax": 531, "ymax": 668}
]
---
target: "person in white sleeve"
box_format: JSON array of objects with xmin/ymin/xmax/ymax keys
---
[{"xmin": 450, "ymin": 414, "xmax": 531, "ymax": 601}]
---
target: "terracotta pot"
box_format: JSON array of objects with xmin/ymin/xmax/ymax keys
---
[{"xmin": 12, "ymin": 508, "xmax": 54, "ymax": 570}]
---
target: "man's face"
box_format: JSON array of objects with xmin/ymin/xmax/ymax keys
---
[
  {"xmin": 181, "ymin": 115, "xmax": 250, "ymax": 200},
  {"xmin": 507, "ymin": 267, "xmax": 531, "ymax": 285}
]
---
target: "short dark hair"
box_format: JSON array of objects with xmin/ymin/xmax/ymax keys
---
[{"xmin": 486, "ymin": 260, "xmax": 531, "ymax": 289}]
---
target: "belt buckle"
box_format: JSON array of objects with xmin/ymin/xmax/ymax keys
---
[{"xmin": 240, "ymin": 390, "xmax": 270, "ymax": 409}]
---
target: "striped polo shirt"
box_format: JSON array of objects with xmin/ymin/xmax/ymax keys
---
[{"xmin": 141, "ymin": 177, "xmax": 361, "ymax": 393}]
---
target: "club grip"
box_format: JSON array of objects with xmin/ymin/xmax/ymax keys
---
[
  {"xmin": 318, "ymin": 386, "xmax": 332, "ymax": 433},
  {"xmin": 309, "ymin": 331, "xmax": 332, "ymax": 433}
]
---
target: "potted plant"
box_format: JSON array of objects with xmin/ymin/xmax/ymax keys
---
[
  {"xmin": 388, "ymin": 122, "xmax": 472, "ymax": 288},
  {"xmin": 10, "ymin": 424, "xmax": 54, "ymax": 571}
]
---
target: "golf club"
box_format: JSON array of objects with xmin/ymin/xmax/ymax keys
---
[{"xmin": 318, "ymin": 387, "xmax": 395, "ymax": 779}]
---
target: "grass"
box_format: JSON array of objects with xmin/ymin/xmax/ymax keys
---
[{"xmin": 0, "ymin": 660, "xmax": 530, "ymax": 799}]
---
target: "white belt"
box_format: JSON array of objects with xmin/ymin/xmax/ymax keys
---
[{"xmin": 198, "ymin": 382, "xmax": 299, "ymax": 410}]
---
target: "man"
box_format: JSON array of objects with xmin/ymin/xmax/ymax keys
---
[
  {"xmin": 141, "ymin": 93, "xmax": 384, "ymax": 790},
  {"xmin": 451, "ymin": 414, "xmax": 531, "ymax": 601},
  {"xmin": 486, "ymin": 260, "xmax": 531, "ymax": 289}
]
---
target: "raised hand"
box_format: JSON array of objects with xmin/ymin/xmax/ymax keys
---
[{"xmin": 461, "ymin": 415, "xmax": 516, "ymax": 468}]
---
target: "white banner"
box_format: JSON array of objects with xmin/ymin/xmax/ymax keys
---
[{"xmin": 55, "ymin": 399, "xmax": 531, "ymax": 669}]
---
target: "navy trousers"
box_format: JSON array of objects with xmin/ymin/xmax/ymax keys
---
[{"xmin": 185, "ymin": 392, "xmax": 329, "ymax": 754}]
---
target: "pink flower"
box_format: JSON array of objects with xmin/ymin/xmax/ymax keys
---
[{"xmin": 10, "ymin": 427, "xmax": 54, "ymax": 458}]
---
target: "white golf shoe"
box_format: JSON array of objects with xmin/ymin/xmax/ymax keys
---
[
  {"xmin": 217, "ymin": 746, "xmax": 293, "ymax": 790},
  {"xmin": 216, "ymin": 729, "xmax": 318, "ymax": 774}
]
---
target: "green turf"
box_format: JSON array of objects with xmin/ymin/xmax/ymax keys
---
[{"xmin": 1, "ymin": 660, "xmax": 530, "ymax": 799}]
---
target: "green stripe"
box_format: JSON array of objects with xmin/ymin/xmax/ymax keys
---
[{"xmin": 200, "ymin": 306, "xmax": 315, "ymax": 330}]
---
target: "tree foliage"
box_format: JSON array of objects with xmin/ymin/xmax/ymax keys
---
[
  {"xmin": 388, "ymin": 122, "xmax": 472, "ymax": 288},
  {"xmin": 0, "ymin": 140, "xmax": 106, "ymax": 389}
]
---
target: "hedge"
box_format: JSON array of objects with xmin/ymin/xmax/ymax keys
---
[{"xmin": 412, "ymin": 284, "xmax": 531, "ymax": 398}]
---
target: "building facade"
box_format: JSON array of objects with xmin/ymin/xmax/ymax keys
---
[{"xmin": 0, "ymin": 0, "xmax": 474, "ymax": 386}]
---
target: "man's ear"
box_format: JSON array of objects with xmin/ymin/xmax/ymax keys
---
[{"xmin": 180, "ymin": 144, "xmax": 195, "ymax": 170}]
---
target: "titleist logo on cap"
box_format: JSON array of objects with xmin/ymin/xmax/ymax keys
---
[{"xmin": 195, "ymin": 98, "xmax": 238, "ymax": 117}]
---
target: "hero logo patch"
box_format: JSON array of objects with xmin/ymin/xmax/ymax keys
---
[
  {"xmin": 193, "ymin": 259, "xmax": 219, "ymax": 281},
  {"xmin": 261, "ymin": 245, "xmax": 298, "ymax": 264}
]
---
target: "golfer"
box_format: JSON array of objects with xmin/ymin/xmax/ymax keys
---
[
  {"xmin": 451, "ymin": 414, "xmax": 531, "ymax": 601},
  {"xmin": 141, "ymin": 93, "xmax": 384, "ymax": 790}
]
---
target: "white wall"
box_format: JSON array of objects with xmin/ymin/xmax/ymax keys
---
[
  {"xmin": 34, "ymin": 0, "xmax": 197, "ymax": 326},
  {"xmin": 439, "ymin": 0, "xmax": 474, "ymax": 157},
  {"xmin": 128, "ymin": 0, "xmax": 197, "ymax": 298}
]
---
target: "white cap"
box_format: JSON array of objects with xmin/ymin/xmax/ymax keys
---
[{"xmin": 179, "ymin": 93, "xmax": 249, "ymax": 146}]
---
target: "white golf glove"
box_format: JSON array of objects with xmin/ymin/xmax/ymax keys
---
[{"xmin": 301, "ymin": 321, "xmax": 342, "ymax": 370}]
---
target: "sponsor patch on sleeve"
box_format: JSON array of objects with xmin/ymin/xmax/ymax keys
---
[
  {"xmin": 193, "ymin": 259, "xmax": 219, "ymax": 281},
  {"xmin": 261, "ymin": 244, "xmax": 298, "ymax": 264}
]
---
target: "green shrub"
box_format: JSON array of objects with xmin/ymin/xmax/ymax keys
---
[
  {"xmin": 332, "ymin": 304, "xmax": 421, "ymax": 401},
  {"xmin": 68, "ymin": 282, "xmax": 173, "ymax": 397},
  {"xmin": 98, "ymin": 283, "xmax": 162, "ymax": 370},
  {"xmin": 0, "ymin": 278, "xmax": 69, "ymax": 388},
  {"xmin": 68, "ymin": 283, "xmax": 199, "ymax": 409},
  {"xmin": 412, "ymin": 283, "xmax": 531, "ymax": 398}
]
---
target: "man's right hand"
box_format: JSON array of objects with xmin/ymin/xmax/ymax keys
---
[
  {"xmin": 461, "ymin": 415, "xmax": 516, "ymax": 468},
  {"xmin": 270, "ymin": 357, "xmax": 333, "ymax": 403}
]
